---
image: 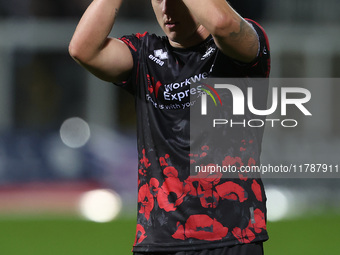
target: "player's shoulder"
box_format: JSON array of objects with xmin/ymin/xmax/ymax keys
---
[
  {"xmin": 122, "ymin": 32, "xmax": 168, "ymax": 48},
  {"xmin": 125, "ymin": 32, "xmax": 163, "ymax": 42}
]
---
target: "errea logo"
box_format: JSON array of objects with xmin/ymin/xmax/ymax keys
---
[
  {"xmin": 154, "ymin": 49, "xmax": 168, "ymax": 60},
  {"xmin": 149, "ymin": 49, "xmax": 168, "ymax": 67}
]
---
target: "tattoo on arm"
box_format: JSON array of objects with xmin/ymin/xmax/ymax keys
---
[
  {"xmin": 114, "ymin": 8, "xmax": 119, "ymax": 18},
  {"xmin": 228, "ymin": 19, "xmax": 258, "ymax": 55}
]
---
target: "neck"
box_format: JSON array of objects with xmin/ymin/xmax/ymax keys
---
[{"xmin": 169, "ymin": 25, "xmax": 210, "ymax": 49}]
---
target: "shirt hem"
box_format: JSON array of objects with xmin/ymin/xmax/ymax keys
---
[{"xmin": 132, "ymin": 234, "xmax": 269, "ymax": 252}]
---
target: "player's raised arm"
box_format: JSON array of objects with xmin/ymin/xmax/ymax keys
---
[
  {"xmin": 182, "ymin": 0, "xmax": 259, "ymax": 63},
  {"xmin": 69, "ymin": 0, "xmax": 133, "ymax": 83}
]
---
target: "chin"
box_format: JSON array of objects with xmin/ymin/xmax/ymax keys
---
[{"xmin": 165, "ymin": 32, "xmax": 177, "ymax": 41}]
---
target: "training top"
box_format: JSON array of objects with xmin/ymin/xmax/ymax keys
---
[{"xmin": 117, "ymin": 19, "xmax": 271, "ymax": 252}]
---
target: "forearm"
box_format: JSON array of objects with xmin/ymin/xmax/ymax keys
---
[
  {"xmin": 182, "ymin": 0, "xmax": 239, "ymax": 35},
  {"xmin": 182, "ymin": 0, "xmax": 259, "ymax": 62},
  {"xmin": 69, "ymin": 0, "xmax": 123, "ymax": 63}
]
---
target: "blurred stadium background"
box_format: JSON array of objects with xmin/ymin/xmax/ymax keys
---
[{"xmin": 0, "ymin": 0, "xmax": 339, "ymax": 254}]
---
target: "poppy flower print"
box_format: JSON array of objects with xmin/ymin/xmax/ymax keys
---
[
  {"xmin": 172, "ymin": 215, "xmax": 229, "ymax": 241},
  {"xmin": 215, "ymin": 181, "xmax": 248, "ymax": 202},
  {"xmin": 135, "ymin": 144, "xmax": 266, "ymax": 249},
  {"xmin": 232, "ymin": 208, "xmax": 266, "ymax": 243},
  {"xmin": 189, "ymin": 145, "xmax": 210, "ymax": 164},
  {"xmin": 197, "ymin": 184, "xmax": 220, "ymax": 208},
  {"xmin": 251, "ymin": 179, "xmax": 263, "ymax": 202},
  {"xmin": 140, "ymin": 149, "xmax": 151, "ymax": 168},
  {"xmin": 159, "ymin": 154, "xmax": 170, "ymax": 166},
  {"xmin": 134, "ymin": 224, "xmax": 147, "ymax": 245},
  {"xmin": 149, "ymin": 177, "xmax": 160, "ymax": 196},
  {"xmin": 121, "ymin": 24, "xmax": 270, "ymax": 251},
  {"xmin": 232, "ymin": 226, "xmax": 255, "ymax": 244},
  {"xmin": 239, "ymin": 157, "xmax": 257, "ymax": 181},
  {"xmin": 250, "ymin": 208, "xmax": 266, "ymax": 233},
  {"xmin": 222, "ymin": 156, "xmax": 244, "ymax": 170},
  {"xmin": 138, "ymin": 183, "xmax": 154, "ymax": 220},
  {"xmin": 163, "ymin": 166, "xmax": 179, "ymax": 178},
  {"xmin": 139, "ymin": 149, "xmax": 151, "ymax": 176},
  {"xmin": 185, "ymin": 166, "xmax": 222, "ymax": 208},
  {"xmin": 157, "ymin": 176, "xmax": 190, "ymax": 212}
]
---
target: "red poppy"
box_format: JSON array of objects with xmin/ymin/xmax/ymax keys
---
[
  {"xmin": 222, "ymin": 156, "xmax": 244, "ymax": 169},
  {"xmin": 215, "ymin": 181, "xmax": 248, "ymax": 202},
  {"xmin": 238, "ymin": 173, "xmax": 248, "ymax": 181},
  {"xmin": 189, "ymin": 145, "xmax": 209, "ymax": 163},
  {"xmin": 251, "ymin": 180, "xmax": 262, "ymax": 202},
  {"xmin": 249, "ymin": 208, "xmax": 266, "ymax": 233},
  {"xmin": 138, "ymin": 184, "xmax": 154, "ymax": 220},
  {"xmin": 198, "ymin": 186, "xmax": 220, "ymax": 208},
  {"xmin": 140, "ymin": 149, "xmax": 151, "ymax": 168},
  {"xmin": 248, "ymin": 157, "xmax": 256, "ymax": 166},
  {"xmin": 201, "ymin": 145, "xmax": 210, "ymax": 151},
  {"xmin": 138, "ymin": 168, "xmax": 147, "ymax": 176},
  {"xmin": 172, "ymin": 222, "xmax": 185, "ymax": 240},
  {"xmin": 149, "ymin": 178, "xmax": 160, "ymax": 196},
  {"xmin": 239, "ymin": 157, "xmax": 257, "ymax": 181},
  {"xmin": 159, "ymin": 157, "xmax": 167, "ymax": 166},
  {"xmin": 200, "ymin": 152, "xmax": 208, "ymax": 157},
  {"xmin": 232, "ymin": 226, "xmax": 255, "ymax": 243},
  {"xmin": 159, "ymin": 154, "xmax": 170, "ymax": 166},
  {"xmin": 134, "ymin": 224, "xmax": 147, "ymax": 245},
  {"xmin": 190, "ymin": 159, "xmax": 196, "ymax": 164},
  {"xmin": 184, "ymin": 176, "xmax": 198, "ymax": 196},
  {"xmin": 157, "ymin": 177, "xmax": 189, "ymax": 212},
  {"xmin": 185, "ymin": 166, "xmax": 222, "ymax": 208},
  {"xmin": 163, "ymin": 166, "xmax": 178, "ymax": 178},
  {"xmin": 172, "ymin": 215, "xmax": 228, "ymax": 241}
]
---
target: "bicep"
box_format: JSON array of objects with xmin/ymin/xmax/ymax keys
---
[
  {"xmin": 213, "ymin": 19, "xmax": 259, "ymax": 63},
  {"xmin": 77, "ymin": 38, "xmax": 134, "ymax": 83}
]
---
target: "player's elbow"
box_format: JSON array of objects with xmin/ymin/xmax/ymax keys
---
[
  {"xmin": 69, "ymin": 41, "xmax": 87, "ymax": 64},
  {"xmin": 68, "ymin": 44, "xmax": 77, "ymax": 61},
  {"xmin": 209, "ymin": 13, "xmax": 235, "ymax": 38},
  {"xmin": 69, "ymin": 38, "xmax": 97, "ymax": 67}
]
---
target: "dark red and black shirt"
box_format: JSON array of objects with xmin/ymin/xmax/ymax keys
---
[{"xmin": 117, "ymin": 20, "xmax": 271, "ymax": 252}]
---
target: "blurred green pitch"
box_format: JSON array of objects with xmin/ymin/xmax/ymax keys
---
[{"xmin": 0, "ymin": 214, "xmax": 339, "ymax": 255}]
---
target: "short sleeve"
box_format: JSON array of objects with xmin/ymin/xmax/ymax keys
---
[
  {"xmin": 245, "ymin": 19, "xmax": 271, "ymax": 77},
  {"xmin": 115, "ymin": 32, "xmax": 148, "ymax": 95}
]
